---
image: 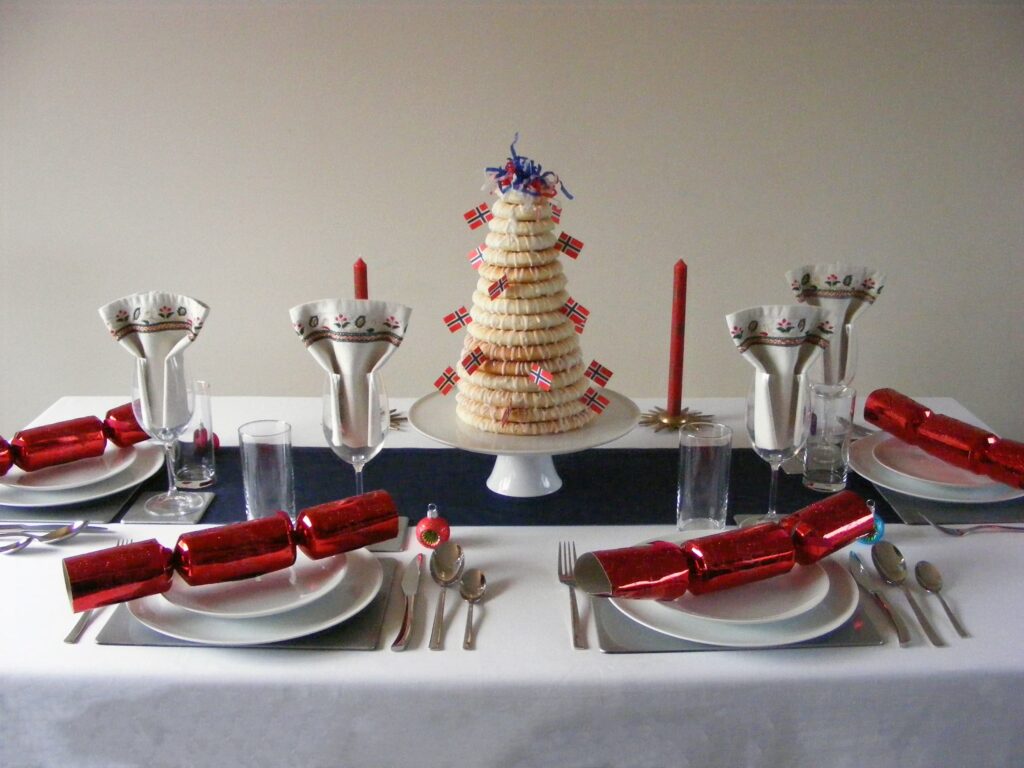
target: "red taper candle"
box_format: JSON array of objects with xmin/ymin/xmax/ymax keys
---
[
  {"xmin": 354, "ymin": 258, "xmax": 368, "ymax": 300},
  {"xmin": 11, "ymin": 416, "xmax": 107, "ymax": 472},
  {"xmin": 64, "ymin": 539, "xmax": 175, "ymax": 613},
  {"xmin": 666, "ymin": 259, "xmax": 687, "ymax": 417}
]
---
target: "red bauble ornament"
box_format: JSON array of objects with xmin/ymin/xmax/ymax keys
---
[{"xmin": 416, "ymin": 503, "xmax": 450, "ymax": 549}]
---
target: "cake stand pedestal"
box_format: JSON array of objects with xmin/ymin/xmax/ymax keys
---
[{"xmin": 408, "ymin": 390, "xmax": 640, "ymax": 498}]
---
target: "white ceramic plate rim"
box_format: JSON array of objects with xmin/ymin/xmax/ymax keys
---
[
  {"xmin": 0, "ymin": 443, "xmax": 164, "ymax": 508},
  {"xmin": 409, "ymin": 389, "xmax": 640, "ymax": 457},
  {"xmin": 161, "ymin": 551, "xmax": 350, "ymax": 619},
  {"xmin": 851, "ymin": 432, "xmax": 1024, "ymax": 504},
  {"xmin": 128, "ymin": 550, "xmax": 383, "ymax": 646},
  {"xmin": 608, "ymin": 559, "xmax": 857, "ymax": 647},
  {"xmin": 0, "ymin": 444, "xmax": 137, "ymax": 492},
  {"xmin": 871, "ymin": 435, "xmax": 992, "ymax": 489},
  {"xmin": 639, "ymin": 533, "xmax": 830, "ymax": 625}
]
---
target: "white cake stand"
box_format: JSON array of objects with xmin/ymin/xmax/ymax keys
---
[{"xmin": 408, "ymin": 390, "xmax": 640, "ymax": 498}]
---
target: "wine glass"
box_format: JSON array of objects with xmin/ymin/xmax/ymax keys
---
[
  {"xmin": 131, "ymin": 355, "xmax": 206, "ymax": 517},
  {"xmin": 322, "ymin": 370, "xmax": 390, "ymax": 496},
  {"xmin": 745, "ymin": 376, "xmax": 809, "ymax": 524}
]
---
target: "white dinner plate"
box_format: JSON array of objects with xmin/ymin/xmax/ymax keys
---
[
  {"xmin": 128, "ymin": 550, "xmax": 383, "ymax": 646},
  {"xmin": 641, "ymin": 533, "xmax": 830, "ymax": 625},
  {"xmin": 0, "ymin": 444, "xmax": 137, "ymax": 492},
  {"xmin": 851, "ymin": 432, "xmax": 1024, "ymax": 504},
  {"xmin": 608, "ymin": 559, "xmax": 857, "ymax": 647},
  {"xmin": 0, "ymin": 443, "xmax": 164, "ymax": 508},
  {"xmin": 161, "ymin": 551, "xmax": 349, "ymax": 619},
  {"xmin": 872, "ymin": 435, "xmax": 992, "ymax": 489}
]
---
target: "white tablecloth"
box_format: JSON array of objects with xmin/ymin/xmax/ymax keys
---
[{"xmin": 2, "ymin": 396, "xmax": 1021, "ymax": 768}]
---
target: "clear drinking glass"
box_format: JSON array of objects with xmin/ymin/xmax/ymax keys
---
[
  {"xmin": 173, "ymin": 379, "xmax": 216, "ymax": 489},
  {"xmin": 322, "ymin": 371, "xmax": 389, "ymax": 496},
  {"xmin": 677, "ymin": 422, "xmax": 732, "ymax": 531},
  {"xmin": 131, "ymin": 355, "xmax": 206, "ymax": 516},
  {"xmin": 803, "ymin": 383, "xmax": 857, "ymax": 492},
  {"xmin": 745, "ymin": 379, "xmax": 809, "ymax": 524}
]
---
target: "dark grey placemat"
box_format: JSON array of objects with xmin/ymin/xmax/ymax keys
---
[
  {"xmin": 121, "ymin": 491, "xmax": 214, "ymax": 524},
  {"xmin": 877, "ymin": 487, "xmax": 1024, "ymax": 525},
  {"xmin": 96, "ymin": 558, "xmax": 398, "ymax": 650},
  {"xmin": 592, "ymin": 595, "xmax": 884, "ymax": 653}
]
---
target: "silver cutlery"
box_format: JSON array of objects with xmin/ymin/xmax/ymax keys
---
[
  {"xmin": 848, "ymin": 551, "xmax": 910, "ymax": 646},
  {"xmin": 872, "ymin": 541, "xmax": 945, "ymax": 647},
  {"xmin": 915, "ymin": 560, "xmax": 970, "ymax": 638},
  {"xmin": 0, "ymin": 522, "xmax": 108, "ymax": 534},
  {"xmin": 65, "ymin": 537, "xmax": 131, "ymax": 644},
  {"xmin": 459, "ymin": 569, "xmax": 487, "ymax": 650},
  {"xmin": 428, "ymin": 541, "xmax": 465, "ymax": 650},
  {"xmin": 0, "ymin": 536, "xmax": 33, "ymax": 555},
  {"xmin": 918, "ymin": 512, "xmax": 1024, "ymax": 537},
  {"xmin": 0, "ymin": 520, "xmax": 91, "ymax": 546},
  {"xmin": 391, "ymin": 553, "xmax": 423, "ymax": 652},
  {"xmin": 558, "ymin": 540, "xmax": 584, "ymax": 649}
]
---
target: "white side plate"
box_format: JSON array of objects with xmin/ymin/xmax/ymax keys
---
[{"xmin": 0, "ymin": 445, "xmax": 137, "ymax": 492}]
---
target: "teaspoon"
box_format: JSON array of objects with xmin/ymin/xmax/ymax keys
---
[
  {"xmin": 915, "ymin": 561, "xmax": 970, "ymax": 638},
  {"xmin": 459, "ymin": 569, "xmax": 487, "ymax": 650},
  {"xmin": 0, "ymin": 520, "xmax": 90, "ymax": 545},
  {"xmin": 428, "ymin": 541, "xmax": 465, "ymax": 650},
  {"xmin": 0, "ymin": 536, "xmax": 33, "ymax": 555},
  {"xmin": 872, "ymin": 541, "xmax": 945, "ymax": 647}
]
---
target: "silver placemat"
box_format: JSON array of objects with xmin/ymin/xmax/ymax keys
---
[
  {"xmin": 122, "ymin": 491, "xmax": 214, "ymax": 524},
  {"xmin": 593, "ymin": 594, "xmax": 884, "ymax": 653},
  {"xmin": 877, "ymin": 487, "xmax": 1024, "ymax": 525},
  {"xmin": 95, "ymin": 558, "xmax": 398, "ymax": 650}
]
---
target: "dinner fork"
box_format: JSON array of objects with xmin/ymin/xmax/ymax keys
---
[
  {"xmin": 64, "ymin": 537, "xmax": 131, "ymax": 644},
  {"xmin": 557, "ymin": 541, "xmax": 584, "ymax": 649},
  {"xmin": 919, "ymin": 512, "xmax": 1024, "ymax": 537}
]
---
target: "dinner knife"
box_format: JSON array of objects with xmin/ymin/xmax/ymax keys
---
[
  {"xmin": 390, "ymin": 553, "xmax": 423, "ymax": 651},
  {"xmin": 848, "ymin": 552, "xmax": 911, "ymax": 647}
]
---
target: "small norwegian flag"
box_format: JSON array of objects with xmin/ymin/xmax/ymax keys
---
[
  {"xmin": 580, "ymin": 387, "xmax": 610, "ymax": 414},
  {"xmin": 467, "ymin": 245, "xmax": 485, "ymax": 270},
  {"xmin": 551, "ymin": 204, "xmax": 562, "ymax": 224},
  {"xmin": 487, "ymin": 275, "xmax": 509, "ymax": 300},
  {"xmin": 464, "ymin": 203, "xmax": 493, "ymax": 230},
  {"xmin": 555, "ymin": 231, "xmax": 584, "ymax": 259},
  {"xmin": 585, "ymin": 360, "xmax": 613, "ymax": 387},
  {"xmin": 461, "ymin": 346, "xmax": 488, "ymax": 375},
  {"xmin": 434, "ymin": 366, "xmax": 460, "ymax": 395},
  {"xmin": 561, "ymin": 297, "xmax": 590, "ymax": 332},
  {"xmin": 444, "ymin": 306, "xmax": 472, "ymax": 333},
  {"xmin": 529, "ymin": 364, "xmax": 554, "ymax": 392}
]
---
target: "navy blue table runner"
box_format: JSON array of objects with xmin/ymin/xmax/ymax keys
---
[{"xmin": 133, "ymin": 447, "xmax": 896, "ymax": 526}]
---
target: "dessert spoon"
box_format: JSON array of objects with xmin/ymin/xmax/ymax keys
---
[
  {"xmin": 872, "ymin": 541, "xmax": 945, "ymax": 647},
  {"xmin": 0, "ymin": 520, "xmax": 90, "ymax": 545},
  {"xmin": 428, "ymin": 541, "xmax": 465, "ymax": 650}
]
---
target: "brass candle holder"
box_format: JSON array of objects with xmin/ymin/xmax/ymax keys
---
[{"xmin": 640, "ymin": 406, "xmax": 713, "ymax": 433}]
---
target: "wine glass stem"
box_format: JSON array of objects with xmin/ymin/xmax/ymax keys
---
[
  {"xmin": 767, "ymin": 461, "xmax": 781, "ymax": 517},
  {"xmin": 354, "ymin": 465, "xmax": 365, "ymax": 496},
  {"xmin": 163, "ymin": 441, "xmax": 177, "ymax": 496}
]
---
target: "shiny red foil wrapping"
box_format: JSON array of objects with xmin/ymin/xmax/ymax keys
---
[
  {"xmin": 11, "ymin": 416, "xmax": 107, "ymax": 472},
  {"xmin": 863, "ymin": 388, "xmax": 932, "ymax": 442},
  {"xmin": 574, "ymin": 540, "xmax": 691, "ymax": 600},
  {"xmin": 294, "ymin": 490, "xmax": 399, "ymax": 560},
  {"xmin": 103, "ymin": 403, "xmax": 150, "ymax": 447},
  {"xmin": 779, "ymin": 491, "xmax": 876, "ymax": 565},
  {"xmin": 974, "ymin": 439, "xmax": 1024, "ymax": 489},
  {"xmin": 174, "ymin": 511, "xmax": 297, "ymax": 586},
  {"xmin": 0, "ymin": 437, "xmax": 12, "ymax": 477},
  {"xmin": 914, "ymin": 414, "xmax": 997, "ymax": 471},
  {"xmin": 64, "ymin": 539, "xmax": 174, "ymax": 613},
  {"xmin": 682, "ymin": 523, "xmax": 795, "ymax": 595}
]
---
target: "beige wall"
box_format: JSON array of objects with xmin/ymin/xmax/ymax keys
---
[{"xmin": 2, "ymin": 1, "xmax": 1022, "ymax": 437}]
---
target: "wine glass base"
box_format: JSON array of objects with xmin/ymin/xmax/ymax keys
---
[
  {"xmin": 142, "ymin": 490, "xmax": 208, "ymax": 518},
  {"xmin": 486, "ymin": 454, "xmax": 562, "ymax": 498}
]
